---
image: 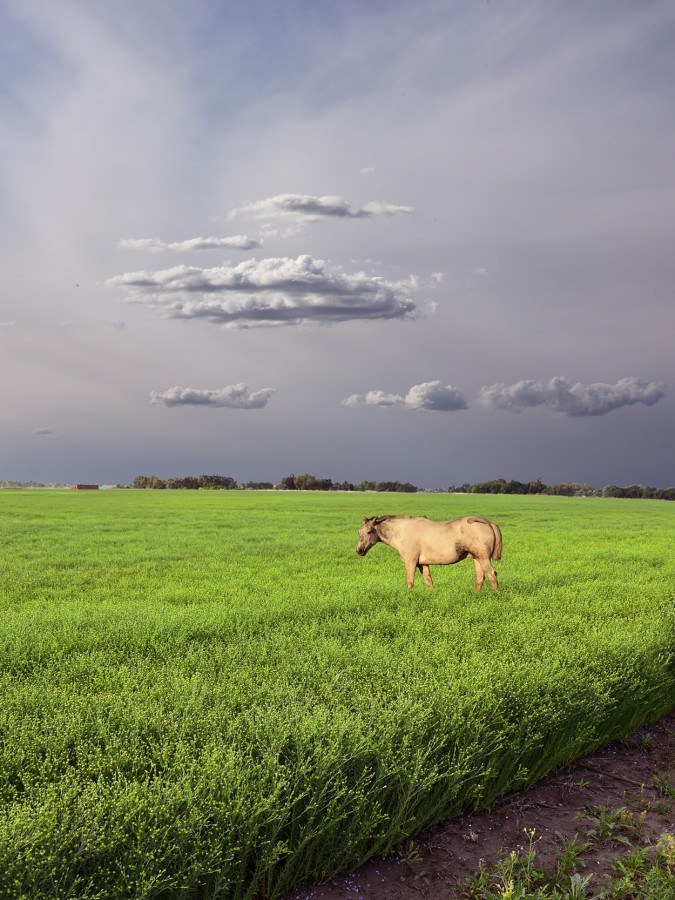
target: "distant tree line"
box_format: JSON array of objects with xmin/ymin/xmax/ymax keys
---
[
  {"xmin": 0, "ymin": 480, "xmax": 68, "ymax": 489},
  {"xmin": 601, "ymin": 484, "xmax": 675, "ymax": 500},
  {"xmin": 129, "ymin": 473, "xmax": 418, "ymax": 492},
  {"xmin": 448, "ymin": 478, "xmax": 548, "ymax": 495},
  {"xmin": 447, "ymin": 478, "xmax": 675, "ymax": 500},
  {"xmin": 278, "ymin": 474, "xmax": 418, "ymax": 492},
  {"xmin": 132, "ymin": 475, "xmax": 237, "ymax": 490}
]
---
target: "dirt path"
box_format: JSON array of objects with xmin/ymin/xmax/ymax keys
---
[{"xmin": 286, "ymin": 709, "xmax": 674, "ymax": 899}]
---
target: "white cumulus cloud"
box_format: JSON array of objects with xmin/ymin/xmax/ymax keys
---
[
  {"xmin": 477, "ymin": 376, "xmax": 667, "ymax": 416},
  {"xmin": 117, "ymin": 235, "xmax": 261, "ymax": 253},
  {"xmin": 344, "ymin": 381, "xmax": 468, "ymax": 411},
  {"xmin": 232, "ymin": 193, "xmax": 414, "ymax": 221},
  {"xmin": 150, "ymin": 384, "xmax": 275, "ymax": 409},
  {"xmin": 108, "ymin": 255, "xmax": 417, "ymax": 327}
]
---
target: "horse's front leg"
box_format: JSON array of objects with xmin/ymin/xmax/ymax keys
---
[
  {"xmin": 404, "ymin": 557, "xmax": 417, "ymax": 588},
  {"xmin": 417, "ymin": 563, "xmax": 434, "ymax": 589}
]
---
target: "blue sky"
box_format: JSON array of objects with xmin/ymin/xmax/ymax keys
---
[{"xmin": 1, "ymin": 0, "xmax": 674, "ymax": 487}]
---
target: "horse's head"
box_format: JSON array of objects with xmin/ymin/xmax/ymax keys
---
[{"xmin": 356, "ymin": 516, "xmax": 383, "ymax": 556}]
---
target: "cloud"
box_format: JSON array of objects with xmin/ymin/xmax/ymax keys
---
[
  {"xmin": 117, "ymin": 235, "xmax": 261, "ymax": 253},
  {"xmin": 108, "ymin": 254, "xmax": 417, "ymax": 327},
  {"xmin": 477, "ymin": 377, "xmax": 667, "ymax": 417},
  {"xmin": 344, "ymin": 381, "xmax": 468, "ymax": 411},
  {"xmin": 33, "ymin": 428, "xmax": 56, "ymax": 437},
  {"xmin": 232, "ymin": 193, "xmax": 414, "ymax": 221},
  {"xmin": 150, "ymin": 383, "xmax": 275, "ymax": 409},
  {"xmin": 0, "ymin": 321, "xmax": 16, "ymax": 327}
]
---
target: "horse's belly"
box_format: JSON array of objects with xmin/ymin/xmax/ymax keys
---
[{"xmin": 418, "ymin": 544, "xmax": 462, "ymax": 566}]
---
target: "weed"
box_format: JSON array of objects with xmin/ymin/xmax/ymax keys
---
[
  {"xmin": 640, "ymin": 732, "xmax": 655, "ymax": 751},
  {"xmin": 596, "ymin": 837, "xmax": 675, "ymax": 898},
  {"xmin": 568, "ymin": 872, "xmax": 594, "ymax": 898},
  {"xmin": 552, "ymin": 832, "xmax": 589, "ymax": 885},
  {"xmin": 654, "ymin": 772, "xmax": 675, "ymax": 799},
  {"xmin": 461, "ymin": 830, "xmax": 675, "ymax": 900},
  {"xmin": 463, "ymin": 829, "xmax": 546, "ymax": 898},
  {"xmin": 657, "ymin": 832, "xmax": 675, "ymax": 866},
  {"xmin": 397, "ymin": 839, "xmax": 423, "ymax": 876},
  {"xmin": 577, "ymin": 802, "xmax": 648, "ymax": 846},
  {"xmin": 613, "ymin": 844, "xmax": 650, "ymax": 877}
]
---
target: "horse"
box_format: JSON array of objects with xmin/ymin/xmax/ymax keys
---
[{"xmin": 355, "ymin": 515, "xmax": 502, "ymax": 590}]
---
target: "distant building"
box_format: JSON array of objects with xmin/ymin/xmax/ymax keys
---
[{"xmin": 70, "ymin": 484, "xmax": 99, "ymax": 490}]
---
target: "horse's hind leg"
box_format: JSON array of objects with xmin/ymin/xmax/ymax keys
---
[
  {"xmin": 473, "ymin": 554, "xmax": 498, "ymax": 591},
  {"xmin": 417, "ymin": 564, "xmax": 434, "ymax": 589},
  {"xmin": 473, "ymin": 557, "xmax": 485, "ymax": 591}
]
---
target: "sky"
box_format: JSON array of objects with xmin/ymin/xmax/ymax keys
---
[{"xmin": 1, "ymin": 0, "xmax": 674, "ymax": 489}]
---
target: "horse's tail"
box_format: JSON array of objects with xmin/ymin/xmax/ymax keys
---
[
  {"xmin": 467, "ymin": 516, "xmax": 502, "ymax": 560},
  {"xmin": 490, "ymin": 521, "xmax": 502, "ymax": 561}
]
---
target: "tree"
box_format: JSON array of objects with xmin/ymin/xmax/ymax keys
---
[
  {"xmin": 331, "ymin": 481, "xmax": 354, "ymax": 491},
  {"xmin": 198, "ymin": 475, "xmax": 237, "ymax": 490},
  {"xmin": 292, "ymin": 474, "xmax": 335, "ymax": 490},
  {"xmin": 294, "ymin": 473, "xmax": 318, "ymax": 490},
  {"xmin": 355, "ymin": 481, "xmax": 377, "ymax": 492},
  {"xmin": 468, "ymin": 479, "xmax": 507, "ymax": 494}
]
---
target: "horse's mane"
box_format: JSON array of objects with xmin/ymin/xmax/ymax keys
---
[{"xmin": 373, "ymin": 514, "xmax": 427, "ymax": 523}]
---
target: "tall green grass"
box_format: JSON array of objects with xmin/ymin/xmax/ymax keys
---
[{"xmin": 0, "ymin": 490, "xmax": 673, "ymax": 898}]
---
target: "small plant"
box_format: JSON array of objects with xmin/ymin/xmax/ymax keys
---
[
  {"xmin": 612, "ymin": 844, "xmax": 649, "ymax": 877},
  {"xmin": 552, "ymin": 832, "xmax": 589, "ymax": 885},
  {"xmin": 654, "ymin": 772, "xmax": 675, "ymax": 799},
  {"xmin": 657, "ymin": 832, "xmax": 675, "ymax": 866},
  {"xmin": 396, "ymin": 839, "xmax": 423, "ymax": 876},
  {"xmin": 462, "ymin": 830, "xmax": 675, "ymax": 900},
  {"xmin": 597, "ymin": 837, "xmax": 675, "ymax": 898},
  {"xmin": 616, "ymin": 806, "xmax": 649, "ymax": 840},
  {"xmin": 577, "ymin": 803, "xmax": 633, "ymax": 845},
  {"xmin": 566, "ymin": 872, "xmax": 593, "ymax": 899},
  {"xmin": 462, "ymin": 829, "xmax": 546, "ymax": 898}
]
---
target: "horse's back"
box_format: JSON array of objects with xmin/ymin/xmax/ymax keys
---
[{"xmin": 386, "ymin": 515, "xmax": 500, "ymax": 561}]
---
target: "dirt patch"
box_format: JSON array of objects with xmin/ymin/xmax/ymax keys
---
[{"xmin": 286, "ymin": 709, "xmax": 674, "ymax": 899}]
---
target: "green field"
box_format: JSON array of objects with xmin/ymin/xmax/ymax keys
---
[{"xmin": 0, "ymin": 490, "xmax": 673, "ymax": 898}]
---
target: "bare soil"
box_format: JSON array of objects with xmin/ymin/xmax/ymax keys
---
[{"xmin": 286, "ymin": 709, "xmax": 674, "ymax": 899}]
